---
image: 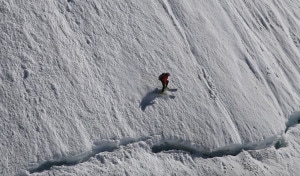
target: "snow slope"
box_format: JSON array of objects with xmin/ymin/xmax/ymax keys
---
[{"xmin": 1, "ymin": 0, "xmax": 300, "ymax": 175}]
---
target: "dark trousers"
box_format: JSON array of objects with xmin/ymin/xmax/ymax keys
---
[{"xmin": 161, "ymin": 80, "xmax": 169, "ymax": 92}]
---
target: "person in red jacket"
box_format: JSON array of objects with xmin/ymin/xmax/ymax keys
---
[{"xmin": 158, "ymin": 73, "xmax": 170, "ymax": 93}]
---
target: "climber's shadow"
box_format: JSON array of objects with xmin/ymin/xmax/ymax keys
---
[{"xmin": 140, "ymin": 88, "xmax": 160, "ymax": 111}]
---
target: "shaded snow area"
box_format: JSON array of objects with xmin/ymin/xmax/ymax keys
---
[{"xmin": 1, "ymin": 0, "xmax": 300, "ymax": 175}]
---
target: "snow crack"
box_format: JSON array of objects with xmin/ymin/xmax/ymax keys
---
[
  {"xmin": 285, "ymin": 111, "xmax": 300, "ymax": 132},
  {"xmin": 152, "ymin": 111, "xmax": 300, "ymax": 157},
  {"xmin": 28, "ymin": 137, "xmax": 150, "ymax": 174},
  {"xmin": 151, "ymin": 135, "xmax": 283, "ymax": 158},
  {"xmin": 28, "ymin": 141, "xmax": 118, "ymax": 173},
  {"xmin": 28, "ymin": 113, "xmax": 300, "ymax": 173}
]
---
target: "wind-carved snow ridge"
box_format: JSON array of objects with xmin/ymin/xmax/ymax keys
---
[
  {"xmin": 159, "ymin": 0, "xmax": 186, "ymax": 41},
  {"xmin": 28, "ymin": 136, "xmax": 151, "ymax": 174}
]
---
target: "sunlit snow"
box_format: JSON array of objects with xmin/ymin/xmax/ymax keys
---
[{"xmin": 1, "ymin": 0, "xmax": 300, "ymax": 175}]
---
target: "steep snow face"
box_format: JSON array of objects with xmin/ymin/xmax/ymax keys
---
[{"xmin": 1, "ymin": 0, "xmax": 300, "ymax": 175}]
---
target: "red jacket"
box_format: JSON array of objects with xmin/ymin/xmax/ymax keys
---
[{"xmin": 159, "ymin": 73, "xmax": 169, "ymax": 84}]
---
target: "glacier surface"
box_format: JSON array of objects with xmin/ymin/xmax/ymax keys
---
[{"xmin": 1, "ymin": 0, "xmax": 300, "ymax": 175}]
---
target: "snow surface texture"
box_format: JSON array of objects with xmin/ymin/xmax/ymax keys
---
[{"xmin": 1, "ymin": 0, "xmax": 300, "ymax": 175}]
